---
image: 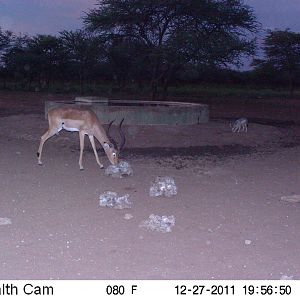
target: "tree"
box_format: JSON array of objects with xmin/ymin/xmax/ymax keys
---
[
  {"xmin": 103, "ymin": 36, "xmax": 149, "ymax": 88},
  {"xmin": 5, "ymin": 34, "xmax": 69, "ymax": 90},
  {"xmin": 1, "ymin": 33, "xmax": 33, "ymax": 89},
  {"xmin": 59, "ymin": 30, "xmax": 104, "ymax": 94},
  {"xmin": 0, "ymin": 28, "xmax": 13, "ymax": 52},
  {"xmin": 252, "ymin": 29, "xmax": 300, "ymax": 96},
  {"xmin": 1, "ymin": 30, "xmax": 106, "ymax": 92},
  {"xmin": 0, "ymin": 28, "xmax": 14, "ymax": 87},
  {"xmin": 26, "ymin": 35, "xmax": 64, "ymax": 89},
  {"xmin": 84, "ymin": 0, "xmax": 258, "ymax": 99}
]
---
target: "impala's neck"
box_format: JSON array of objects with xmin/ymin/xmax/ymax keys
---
[{"xmin": 93, "ymin": 123, "xmax": 110, "ymax": 146}]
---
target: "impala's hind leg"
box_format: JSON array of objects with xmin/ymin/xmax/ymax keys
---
[
  {"xmin": 78, "ymin": 131, "xmax": 86, "ymax": 170},
  {"xmin": 37, "ymin": 128, "xmax": 57, "ymax": 165}
]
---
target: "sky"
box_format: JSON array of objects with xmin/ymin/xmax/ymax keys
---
[
  {"xmin": 245, "ymin": 0, "xmax": 300, "ymax": 32},
  {"xmin": 0, "ymin": 0, "xmax": 95, "ymax": 35},
  {"xmin": 0, "ymin": 0, "xmax": 300, "ymax": 36}
]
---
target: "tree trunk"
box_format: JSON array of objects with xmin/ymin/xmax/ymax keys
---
[
  {"xmin": 162, "ymin": 64, "xmax": 174, "ymax": 100},
  {"xmin": 46, "ymin": 78, "xmax": 50, "ymax": 91},
  {"xmin": 137, "ymin": 78, "xmax": 143, "ymax": 91},
  {"xmin": 2, "ymin": 77, "xmax": 7, "ymax": 89},
  {"xmin": 79, "ymin": 63, "xmax": 85, "ymax": 95},
  {"xmin": 14, "ymin": 74, "xmax": 17, "ymax": 90},
  {"xmin": 27, "ymin": 76, "xmax": 32, "ymax": 90},
  {"xmin": 288, "ymin": 71, "xmax": 294, "ymax": 97},
  {"xmin": 162, "ymin": 79, "xmax": 169, "ymax": 100},
  {"xmin": 151, "ymin": 56, "xmax": 161, "ymax": 100},
  {"xmin": 151, "ymin": 79, "xmax": 158, "ymax": 100},
  {"xmin": 79, "ymin": 72, "xmax": 83, "ymax": 95}
]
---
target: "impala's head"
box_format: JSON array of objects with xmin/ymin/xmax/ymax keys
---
[
  {"xmin": 104, "ymin": 119, "xmax": 125, "ymax": 165},
  {"xmin": 103, "ymin": 142, "xmax": 119, "ymax": 165}
]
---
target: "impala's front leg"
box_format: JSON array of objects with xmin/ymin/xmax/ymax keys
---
[
  {"xmin": 79, "ymin": 131, "xmax": 85, "ymax": 170},
  {"xmin": 88, "ymin": 135, "xmax": 104, "ymax": 168}
]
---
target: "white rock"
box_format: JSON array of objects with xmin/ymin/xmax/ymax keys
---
[
  {"xmin": 0, "ymin": 217, "xmax": 11, "ymax": 225},
  {"xmin": 124, "ymin": 213, "xmax": 133, "ymax": 220}
]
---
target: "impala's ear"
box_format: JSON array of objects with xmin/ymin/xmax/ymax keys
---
[{"xmin": 103, "ymin": 142, "xmax": 110, "ymax": 149}]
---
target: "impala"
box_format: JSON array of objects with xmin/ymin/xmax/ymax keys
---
[{"xmin": 37, "ymin": 106, "xmax": 125, "ymax": 170}]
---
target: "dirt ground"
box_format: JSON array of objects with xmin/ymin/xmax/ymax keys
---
[{"xmin": 0, "ymin": 91, "xmax": 300, "ymax": 280}]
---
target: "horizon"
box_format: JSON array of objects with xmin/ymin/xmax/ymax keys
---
[{"xmin": 1, "ymin": 1, "xmax": 300, "ymax": 71}]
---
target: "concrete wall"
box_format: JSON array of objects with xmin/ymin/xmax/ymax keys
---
[{"xmin": 45, "ymin": 100, "xmax": 209, "ymax": 125}]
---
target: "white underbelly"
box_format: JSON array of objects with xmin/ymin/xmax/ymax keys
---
[{"xmin": 58, "ymin": 124, "xmax": 79, "ymax": 132}]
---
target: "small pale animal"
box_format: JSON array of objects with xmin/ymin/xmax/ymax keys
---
[{"xmin": 230, "ymin": 118, "xmax": 248, "ymax": 132}]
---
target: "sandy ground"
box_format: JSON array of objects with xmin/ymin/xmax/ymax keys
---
[{"xmin": 0, "ymin": 91, "xmax": 300, "ymax": 280}]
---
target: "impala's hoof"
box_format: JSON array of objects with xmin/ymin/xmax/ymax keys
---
[
  {"xmin": 38, "ymin": 162, "xmax": 43, "ymax": 166},
  {"xmin": 99, "ymin": 164, "xmax": 104, "ymax": 169},
  {"xmin": 80, "ymin": 167, "xmax": 84, "ymax": 171}
]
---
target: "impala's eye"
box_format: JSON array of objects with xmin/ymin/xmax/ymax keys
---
[{"xmin": 112, "ymin": 153, "xmax": 116, "ymax": 157}]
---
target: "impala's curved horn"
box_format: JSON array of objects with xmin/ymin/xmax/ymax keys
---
[
  {"xmin": 106, "ymin": 119, "xmax": 118, "ymax": 150},
  {"xmin": 118, "ymin": 118, "xmax": 126, "ymax": 152}
]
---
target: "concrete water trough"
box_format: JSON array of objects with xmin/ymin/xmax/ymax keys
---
[{"xmin": 45, "ymin": 97, "xmax": 209, "ymax": 125}]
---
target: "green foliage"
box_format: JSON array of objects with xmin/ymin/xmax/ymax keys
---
[
  {"xmin": 263, "ymin": 30, "xmax": 300, "ymax": 70},
  {"xmin": 84, "ymin": 0, "xmax": 258, "ymax": 99},
  {"xmin": 59, "ymin": 30, "xmax": 105, "ymax": 92},
  {"xmin": 4, "ymin": 2, "xmax": 300, "ymax": 99},
  {"xmin": 252, "ymin": 30, "xmax": 300, "ymax": 96},
  {"xmin": 0, "ymin": 30, "xmax": 108, "ymax": 93},
  {"xmin": 0, "ymin": 28, "xmax": 13, "ymax": 51}
]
